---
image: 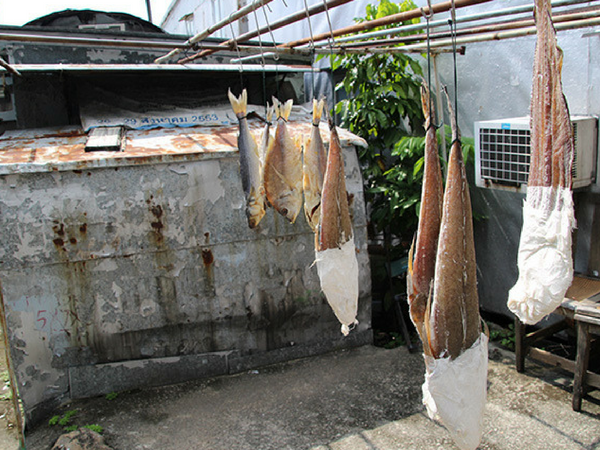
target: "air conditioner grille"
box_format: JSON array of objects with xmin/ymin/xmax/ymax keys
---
[{"xmin": 479, "ymin": 127, "xmax": 530, "ymax": 185}]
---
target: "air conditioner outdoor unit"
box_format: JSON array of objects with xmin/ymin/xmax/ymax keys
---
[{"xmin": 474, "ymin": 115, "xmax": 598, "ymax": 192}]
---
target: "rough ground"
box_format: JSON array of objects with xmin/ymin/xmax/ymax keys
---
[{"xmin": 19, "ymin": 342, "xmax": 600, "ymax": 450}]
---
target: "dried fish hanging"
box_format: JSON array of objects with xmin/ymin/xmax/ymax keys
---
[
  {"xmin": 407, "ymin": 4, "xmax": 444, "ymax": 351},
  {"xmin": 228, "ymin": 16, "xmax": 267, "ymax": 229},
  {"xmin": 507, "ymin": 0, "xmax": 575, "ymax": 325},
  {"xmin": 302, "ymin": 0, "xmax": 328, "ymax": 232},
  {"xmin": 417, "ymin": 7, "xmax": 488, "ymax": 450},
  {"xmin": 314, "ymin": 0, "xmax": 359, "ymax": 335},
  {"xmin": 257, "ymin": 3, "xmax": 303, "ymax": 224}
]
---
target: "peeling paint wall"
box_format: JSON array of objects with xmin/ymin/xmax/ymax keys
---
[{"xmin": 0, "ymin": 144, "xmax": 371, "ymax": 424}]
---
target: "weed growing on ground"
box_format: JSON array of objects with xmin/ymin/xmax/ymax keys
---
[
  {"xmin": 489, "ymin": 323, "xmax": 516, "ymax": 351},
  {"xmin": 0, "ymin": 370, "xmax": 12, "ymax": 401},
  {"xmin": 48, "ymin": 409, "xmax": 104, "ymax": 434}
]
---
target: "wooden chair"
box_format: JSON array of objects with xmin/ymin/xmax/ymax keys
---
[{"xmin": 514, "ymin": 275, "xmax": 600, "ymax": 411}]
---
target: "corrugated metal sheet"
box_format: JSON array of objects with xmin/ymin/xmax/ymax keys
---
[{"xmin": 0, "ymin": 118, "xmax": 366, "ymax": 175}]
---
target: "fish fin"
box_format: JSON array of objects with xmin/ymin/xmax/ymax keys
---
[
  {"xmin": 423, "ymin": 282, "xmax": 435, "ymax": 357},
  {"xmin": 228, "ymin": 88, "xmax": 247, "ymax": 116},
  {"xmin": 420, "ymin": 82, "xmax": 429, "ymax": 121},
  {"xmin": 312, "ymin": 98, "xmax": 325, "ymax": 124},
  {"xmin": 406, "ymin": 234, "xmax": 415, "ymax": 298},
  {"xmin": 271, "ymin": 97, "xmax": 280, "ymax": 119},
  {"xmin": 266, "ymin": 103, "xmax": 274, "ymax": 123},
  {"xmin": 407, "ymin": 234, "xmax": 416, "ymax": 278},
  {"xmin": 280, "ymin": 99, "xmax": 294, "ymax": 121},
  {"xmin": 443, "ymin": 85, "xmax": 460, "ymax": 142},
  {"xmin": 295, "ymin": 135, "xmax": 304, "ymax": 152}
]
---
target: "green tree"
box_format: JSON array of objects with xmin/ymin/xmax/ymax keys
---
[{"xmin": 332, "ymin": 0, "xmax": 425, "ymax": 250}]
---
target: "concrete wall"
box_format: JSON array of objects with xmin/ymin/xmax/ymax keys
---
[{"xmin": 0, "ymin": 138, "xmax": 371, "ymax": 424}]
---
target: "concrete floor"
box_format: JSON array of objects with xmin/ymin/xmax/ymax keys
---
[{"xmin": 22, "ymin": 342, "xmax": 600, "ymax": 449}]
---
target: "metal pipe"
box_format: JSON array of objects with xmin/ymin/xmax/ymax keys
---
[
  {"xmin": 178, "ymin": 0, "xmax": 354, "ymax": 63},
  {"xmin": 322, "ymin": 0, "xmax": 597, "ymax": 48},
  {"xmin": 0, "ymin": 31, "xmax": 198, "ymax": 50},
  {"xmin": 280, "ymin": 0, "xmax": 493, "ymax": 48},
  {"xmin": 0, "ymin": 57, "xmax": 21, "ymax": 76},
  {"xmin": 231, "ymin": 8, "xmax": 598, "ymax": 59},
  {"xmin": 146, "ymin": 0, "xmax": 153, "ymax": 23},
  {"xmin": 155, "ymin": 0, "xmax": 275, "ymax": 63},
  {"xmin": 230, "ymin": 46, "xmax": 463, "ymax": 63},
  {"xmin": 339, "ymin": 7, "xmax": 600, "ymax": 49},
  {"xmin": 395, "ymin": 15, "xmax": 600, "ymax": 52},
  {"xmin": 0, "ymin": 63, "xmax": 316, "ymax": 73}
]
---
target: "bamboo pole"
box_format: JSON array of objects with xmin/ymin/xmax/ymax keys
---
[
  {"xmin": 154, "ymin": 0, "xmax": 275, "ymax": 63},
  {"xmin": 280, "ymin": 0, "xmax": 493, "ymax": 48},
  {"xmin": 177, "ymin": 0, "xmax": 354, "ymax": 63}
]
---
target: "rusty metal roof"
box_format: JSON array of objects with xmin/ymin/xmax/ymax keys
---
[{"xmin": 0, "ymin": 116, "xmax": 366, "ymax": 175}]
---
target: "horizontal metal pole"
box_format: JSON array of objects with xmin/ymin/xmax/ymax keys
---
[
  {"xmin": 338, "ymin": 7, "xmax": 600, "ymax": 49},
  {"xmin": 0, "ymin": 31, "xmax": 193, "ymax": 49},
  {"xmin": 155, "ymin": 0, "xmax": 275, "ymax": 63},
  {"xmin": 397, "ymin": 15, "xmax": 600, "ymax": 51},
  {"xmin": 280, "ymin": 0, "xmax": 493, "ymax": 48},
  {"xmin": 322, "ymin": 0, "xmax": 598, "ymax": 48},
  {"xmin": 181, "ymin": 0, "xmax": 354, "ymax": 63},
  {"xmin": 0, "ymin": 63, "xmax": 314, "ymax": 73}
]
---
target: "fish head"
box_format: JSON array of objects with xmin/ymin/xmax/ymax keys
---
[{"xmin": 246, "ymin": 202, "xmax": 266, "ymax": 229}]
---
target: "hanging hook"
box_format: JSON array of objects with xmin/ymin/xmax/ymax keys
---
[
  {"xmin": 420, "ymin": 0, "xmax": 434, "ymax": 20},
  {"xmin": 261, "ymin": 4, "xmax": 279, "ymax": 61},
  {"xmin": 260, "ymin": 3, "xmax": 280, "ymax": 100},
  {"xmin": 449, "ymin": 0, "xmax": 459, "ymax": 128},
  {"xmin": 228, "ymin": 17, "xmax": 244, "ymax": 94},
  {"xmin": 251, "ymin": 6, "xmax": 269, "ymax": 117},
  {"xmin": 303, "ymin": 0, "xmax": 317, "ymax": 101},
  {"xmin": 422, "ymin": 0, "xmax": 441, "ymax": 131},
  {"xmin": 322, "ymin": 0, "xmax": 337, "ymax": 126}
]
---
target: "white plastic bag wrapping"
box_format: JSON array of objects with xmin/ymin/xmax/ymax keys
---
[
  {"xmin": 508, "ymin": 186, "xmax": 575, "ymax": 325},
  {"xmin": 422, "ymin": 332, "xmax": 488, "ymax": 450},
  {"xmin": 315, "ymin": 237, "xmax": 359, "ymax": 335}
]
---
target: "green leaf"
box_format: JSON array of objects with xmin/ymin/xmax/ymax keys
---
[{"xmin": 413, "ymin": 156, "xmax": 425, "ymax": 176}]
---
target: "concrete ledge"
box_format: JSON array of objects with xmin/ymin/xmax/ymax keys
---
[
  {"xmin": 69, "ymin": 351, "xmax": 232, "ymax": 399},
  {"xmin": 229, "ymin": 329, "xmax": 373, "ymax": 374},
  {"xmin": 68, "ymin": 331, "xmax": 373, "ymax": 401}
]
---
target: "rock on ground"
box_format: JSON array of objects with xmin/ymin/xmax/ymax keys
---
[{"xmin": 52, "ymin": 428, "xmax": 113, "ymax": 450}]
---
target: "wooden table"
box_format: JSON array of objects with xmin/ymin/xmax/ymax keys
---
[{"xmin": 515, "ymin": 275, "xmax": 600, "ymax": 411}]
